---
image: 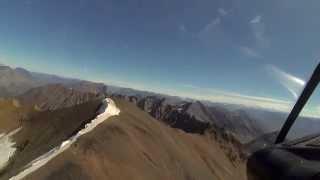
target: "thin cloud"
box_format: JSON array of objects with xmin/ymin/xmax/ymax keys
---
[
  {"xmin": 201, "ymin": 8, "xmax": 228, "ymax": 34},
  {"xmin": 203, "ymin": 18, "xmax": 221, "ymax": 32},
  {"xmin": 250, "ymin": 15, "xmax": 262, "ymax": 24},
  {"xmin": 240, "ymin": 46, "xmax": 262, "ymax": 58},
  {"xmin": 218, "ymin": 8, "xmax": 228, "ymax": 16},
  {"xmin": 253, "ymin": 24, "xmax": 267, "ymax": 46},
  {"xmin": 182, "ymin": 84, "xmax": 199, "ymax": 89},
  {"xmin": 198, "ymin": 18, "xmax": 221, "ymax": 37},
  {"xmin": 181, "ymin": 83, "xmax": 292, "ymax": 112},
  {"xmin": 179, "ymin": 24, "xmax": 186, "ymax": 33},
  {"xmin": 250, "ymin": 15, "xmax": 269, "ymax": 48},
  {"xmin": 198, "ymin": 8, "xmax": 229, "ymax": 40}
]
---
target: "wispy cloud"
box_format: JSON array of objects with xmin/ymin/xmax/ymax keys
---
[
  {"xmin": 240, "ymin": 46, "xmax": 262, "ymax": 58},
  {"xmin": 250, "ymin": 15, "xmax": 269, "ymax": 48},
  {"xmin": 198, "ymin": 7, "xmax": 230, "ymax": 38},
  {"xmin": 115, "ymin": 81, "xmax": 292, "ymax": 113},
  {"xmin": 266, "ymin": 65, "xmax": 306, "ymax": 99},
  {"xmin": 200, "ymin": 7, "xmax": 229, "ymax": 34},
  {"xmin": 218, "ymin": 8, "xmax": 228, "ymax": 16},
  {"xmin": 181, "ymin": 83, "xmax": 293, "ymax": 112},
  {"xmin": 253, "ymin": 24, "xmax": 267, "ymax": 46},
  {"xmin": 182, "ymin": 84, "xmax": 199, "ymax": 89},
  {"xmin": 239, "ymin": 15, "xmax": 268, "ymax": 59},
  {"xmin": 250, "ymin": 15, "xmax": 262, "ymax": 24},
  {"xmin": 179, "ymin": 24, "xmax": 186, "ymax": 33},
  {"xmin": 198, "ymin": 18, "xmax": 221, "ymax": 39},
  {"xmin": 197, "ymin": 8, "xmax": 231, "ymax": 42},
  {"xmin": 203, "ymin": 18, "xmax": 221, "ymax": 32}
]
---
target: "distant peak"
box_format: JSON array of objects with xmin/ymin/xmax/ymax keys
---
[
  {"xmin": 15, "ymin": 67, "xmax": 31, "ymax": 73},
  {"xmin": 15, "ymin": 67, "xmax": 28, "ymax": 71},
  {"xmin": 194, "ymin": 100, "xmax": 204, "ymax": 105}
]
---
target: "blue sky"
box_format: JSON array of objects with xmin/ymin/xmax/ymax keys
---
[{"xmin": 0, "ymin": 0, "xmax": 320, "ymax": 114}]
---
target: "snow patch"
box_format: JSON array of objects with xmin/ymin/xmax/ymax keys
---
[
  {"xmin": 9, "ymin": 98, "xmax": 120, "ymax": 180},
  {"xmin": 0, "ymin": 128, "xmax": 21, "ymax": 170}
]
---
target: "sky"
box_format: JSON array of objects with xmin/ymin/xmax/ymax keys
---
[{"xmin": 0, "ymin": 0, "xmax": 320, "ymax": 115}]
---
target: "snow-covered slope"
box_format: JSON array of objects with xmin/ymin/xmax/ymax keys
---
[
  {"xmin": 9, "ymin": 98, "xmax": 120, "ymax": 180},
  {"xmin": 0, "ymin": 128, "xmax": 21, "ymax": 170}
]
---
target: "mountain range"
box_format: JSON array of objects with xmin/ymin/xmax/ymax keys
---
[
  {"xmin": 0, "ymin": 64, "xmax": 319, "ymax": 180},
  {"xmin": 0, "ymin": 65, "xmax": 266, "ymax": 141},
  {"xmin": 0, "ymin": 65, "xmax": 106, "ymax": 98}
]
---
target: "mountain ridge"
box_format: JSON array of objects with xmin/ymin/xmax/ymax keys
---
[{"xmin": 17, "ymin": 98, "xmax": 247, "ymax": 180}]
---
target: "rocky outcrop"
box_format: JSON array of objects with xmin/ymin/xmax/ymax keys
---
[{"xmin": 113, "ymin": 95, "xmax": 263, "ymax": 143}]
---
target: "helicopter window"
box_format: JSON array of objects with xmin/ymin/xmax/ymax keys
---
[{"xmin": 287, "ymin": 84, "xmax": 320, "ymax": 140}]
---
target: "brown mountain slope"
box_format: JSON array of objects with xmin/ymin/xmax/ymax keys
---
[
  {"xmin": 0, "ymin": 99, "xmax": 102, "ymax": 179},
  {"xmin": 65, "ymin": 81, "xmax": 107, "ymax": 95},
  {"xmin": 0, "ymin": 99, "xmax": 34, "ymax": 134},
  {"xmin": 23, "ymin": 99, "xmax": 247, "ymax": 180}
]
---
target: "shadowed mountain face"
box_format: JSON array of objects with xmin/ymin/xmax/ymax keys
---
[
  {"xmin": 17, "ymin": 84, "xmax": 104, "ymax": 111},
  {"xmin": 21, "ymin": 99, "xmax": 247, "ymax": 180},
  {"xmin": 0, "ymin": 99, "xmax": 102, "ymax": 180},
  {"xmin": 64, "ymin": 81, "xmax": 107, "ymax": 95},
  {"xmin": 114, "ymin": 95, "xmax": 264, "ymax": 144},
  {"xmin": 0, "ymin": 66, "xmax": 39, "ymax": 97},
  {"xmin": 0, "ymin": 82, "xmax": 106, "ymax": 179}
]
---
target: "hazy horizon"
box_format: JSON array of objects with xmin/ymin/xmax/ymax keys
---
[{"xmin": 0, "ymin": 62, "xmax": 306, "ymax": 118}]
